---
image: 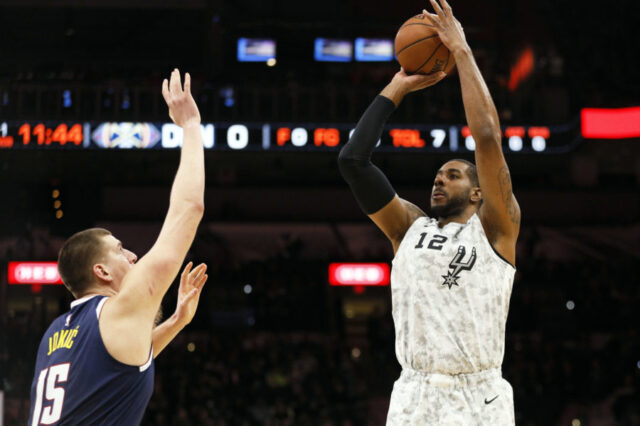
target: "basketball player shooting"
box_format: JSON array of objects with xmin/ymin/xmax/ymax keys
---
[
  {"xmin": 338, "ymin": 0, "xmax": 520, "ymax": 424},
  {"xmin": 28, "ymin": 69, "xmax": 208, "ymax": 425}
]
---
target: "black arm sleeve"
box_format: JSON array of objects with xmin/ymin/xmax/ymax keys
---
[{"xmin": 338, "ymin": 95, "xmax": 397, "ymax": 214}]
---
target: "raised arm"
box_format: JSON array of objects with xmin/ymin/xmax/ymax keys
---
[
  {"xmin": 100, "ymin": 69, "xmax": 206, "ymax": 365},
  {"xmin": 424, "ymin": 0, "xmax": 520, "ymax": 264},
  {"xmin": 338, "ymin": 70, "xmax": 445, "ymax": 252}
]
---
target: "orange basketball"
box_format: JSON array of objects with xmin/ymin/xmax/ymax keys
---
[{"xmin": 395, "ymin": 14, "xmax": 456, "ymax": 75}]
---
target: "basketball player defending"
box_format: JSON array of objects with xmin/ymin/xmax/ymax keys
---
[
  {"xmin": 28, "ymin": 69, "xmax": 208, "ymax": 425},
  {"xmin": 338, "ymin": 1, "xmax": 520, "ymax": 424}
]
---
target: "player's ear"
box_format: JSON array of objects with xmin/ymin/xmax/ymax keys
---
[
  {"xmin": 93, "ymin": 263, "xmax": 113, "ymax": 283},
  {"xmin": 470, "ymin": 186, "xmax": 482, "ymax": 204}
]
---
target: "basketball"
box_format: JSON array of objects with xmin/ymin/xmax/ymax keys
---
[{"xmin": 395, "ymin": 14, "xmax": 456, "ymax": 75}]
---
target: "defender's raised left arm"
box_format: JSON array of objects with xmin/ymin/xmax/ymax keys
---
[{"xmin": 424, "ymin": 0, "xmax": 520, "ymax": 263}]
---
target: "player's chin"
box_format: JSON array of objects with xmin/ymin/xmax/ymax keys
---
[{"xmin": 430, "ymin": 196, "xmax": 446, "ymax": 206}]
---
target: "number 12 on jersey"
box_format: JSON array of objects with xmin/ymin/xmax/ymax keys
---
[
  {"xmin": 414, "ymin": 232, "xmax": 448, "ymax": 251},
  {"xmin": 31, "ymin": 363, "xmax": 70, "ymax": 426}
]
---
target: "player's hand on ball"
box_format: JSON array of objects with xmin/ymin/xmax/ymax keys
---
[
  {"xmin": 423, "ymin": 0, "xmax": 468, "ymax": 54},
  {"xmin": 161, "ymin": 69, "xmax": 201, "ymax": 128},
  {"xmin": 393, "ymin": 68, "xmax": 446, "ymax": 94},
  {"xmin": 174, "ymin": 261, "xmax": 208, "ymax": 327}
]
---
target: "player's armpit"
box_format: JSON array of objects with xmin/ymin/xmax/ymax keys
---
[{"xmin": 369, "ymin": 195, "xmax": 427, "ymax": 253}]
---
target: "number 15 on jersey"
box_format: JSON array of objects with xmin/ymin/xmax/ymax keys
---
[{"xmin": 31, "ymin": 363, "xmax": 70, "ymax": 426}]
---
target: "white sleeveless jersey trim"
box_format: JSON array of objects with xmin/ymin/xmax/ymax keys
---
[
  {"xmin": 139, "ymin": 349, "xmax": 154, "ymax": 372},
  {"xmin": 390, "ymin": 213, "xmax": 515, "ymax": 375},
  {"xmin": 94, "ymin": 296, "xmax": 154, "ymax": 372},
  {"xmin": 96, "ymin": 297, "xmax": 108, "ymax": 318},
  {"xmin": 469, "ymin": 214, "xmax": 516, "ymax": 271},
  {"xmin": 70, "ymin": 294, "xmax": 99, "ymax": 308},
  {"xmin": 476, "ymin": 217, "xmax": 516, "ymax": 270}
]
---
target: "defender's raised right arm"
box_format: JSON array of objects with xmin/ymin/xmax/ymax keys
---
[
  {"xmin": 125, "ymin": 69, "xmax": 205, "ymax": 311},
  {"xmin": 338, "ymin": 70, "xmax": 445, "ymax": 252},
  {"xmin": 101, "ymin": 69, "xmax": 205, "ymax": 365}
]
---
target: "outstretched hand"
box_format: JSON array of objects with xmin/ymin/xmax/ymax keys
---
[
  {"xmin": 173, "ymin": 262, "xmax": 208, "ymax": 328},
  {"xmin": 381, "ymin": 68, "xmax": 446, "ymax": 106},
  {"xmin": 393, "ymin": 67, "xmax": 446, "ymax": 93},
  {"xmin": 422, "ymin": 0, "xmax": 468, "ymax": 54},
  {"xmin": 161, "ymin": 69, "xmax": 201, "ymax": 128}
]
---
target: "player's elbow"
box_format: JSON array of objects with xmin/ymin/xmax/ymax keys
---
[
  {"xmin": 338, "ymin": 149, "xmax": 369, "ymax": 181},
  {"xmin": 337, "ymin": 143, "xmax": 353, "ymax": 163},
  {"xmin": 175, "ymin": 198, "xmax": 205, "ymax": 219},
  {"xmin": 188, "ymin": 199, "xmax": 205, "ymax": 217},
  {"xmin": 475, "ymin": 125, "xmax": 502, "ymax": 146},
  {"xmin": 338, "ymin": 155, "xmax": 365, "ymax": 182}
]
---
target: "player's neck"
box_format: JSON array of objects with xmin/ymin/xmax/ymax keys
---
[
  {"xmin": 76, "ymin": 286, "xmax": 117, "ymax": 300},
  {"xmin": 437, "ymin": 207, "xmax": 476, "ymax": 228}
]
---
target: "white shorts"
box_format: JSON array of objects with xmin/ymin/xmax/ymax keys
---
[{"xmin": 386, "ymin": 368, "xmax": 515, "ymax": 426}]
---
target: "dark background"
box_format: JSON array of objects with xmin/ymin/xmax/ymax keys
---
[{"xmin": 1, "ymin": 0, "xmax": 639, "ymax": 425}]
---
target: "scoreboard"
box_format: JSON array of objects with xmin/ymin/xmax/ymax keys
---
[{"xmin": 0, "ymin": 120, "xmax": 580, "ymax": 154}]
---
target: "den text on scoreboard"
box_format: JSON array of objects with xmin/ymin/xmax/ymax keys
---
[{"xmin": 0, "ymin": 121, "xmax": 579, "ymax": 153}]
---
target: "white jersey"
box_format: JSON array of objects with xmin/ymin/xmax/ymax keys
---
[{"xmin": 391, "ymin": 213, "xmax": 515, "ymax": 375}]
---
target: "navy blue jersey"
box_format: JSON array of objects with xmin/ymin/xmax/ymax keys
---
[{"xmin": 28, "ymin": 295, "xmax": 154, "ymax": 426}]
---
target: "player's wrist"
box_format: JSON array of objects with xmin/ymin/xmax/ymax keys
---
[
  {"xmin": 165, "ymin": 312, "xmax": 183, "ymax": 328},
  {"xmin": 451, "ymin": 44, "xmax": 471, "ymax": 59},
  {"xmin": 380, "ymin": 82, "xmax": 408, "ymax": 107},
  {"xmin": 181, "ymin": 121, "xmax": 201, "ymax": 131}
]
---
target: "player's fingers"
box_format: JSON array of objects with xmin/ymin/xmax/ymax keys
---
[
  {"xmin": 189, "ymin": 266, "xmax": 203, "ymax": 281},
  {"xmin": 161, "ymin": 79, "xmax": 171, "ymax": 103},
  {"xmin": 170, "ymin": 68, "xmax": 182, "ymax": 95},
  {"xmin": 422, "ymin": 10, "xmax": 441, "ymax": 27},
  {"xmin": 193, "ymin": 263, "xmax": 207, "ymax": 275},
  {"xmin": 196, "ymin": 274, "xmax": 208, "ymax": 289},
  {"xmin": 192, "ymin": 262, "xmax": 206, "ymax": 272},
  {"xmin": 430, "ymin": 0, "xmax": 446, "ymax": 18},
  {"xmin": 426, "ymin": 72, "xmax": 447, "ymax": 86},
  {"xmin": 182, "ymin": 261, "xmax": 193, "ymax": 279},
  {"xmin": 413, "ymin": 72, "xmax": 445, "ymax": 89},
  {"xmin": 193, "ymin": 269, "xmax": 205, "ymax": 285},
  {"xmin": 183, "ymin": 287, "xmax": 198, "ymax": 302},
  {"xmin": 430, "ymin": 71, "xmax": 447, "ymax": 82},
  {"xmin": 184, "ymin": 73, "xmax": 191, "ymax": 94},
  {"xmin": 440, "ymin": 0, "xmax": 453, "ymax": 15},
  {"xmin": 190, "ymin": 264, "xmax": 207, "ymax": 281}
]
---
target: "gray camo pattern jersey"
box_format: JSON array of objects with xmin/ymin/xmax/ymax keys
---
[{"xmin": 387, "ymin": 213, "xmax": 516, "ymax": 425}]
